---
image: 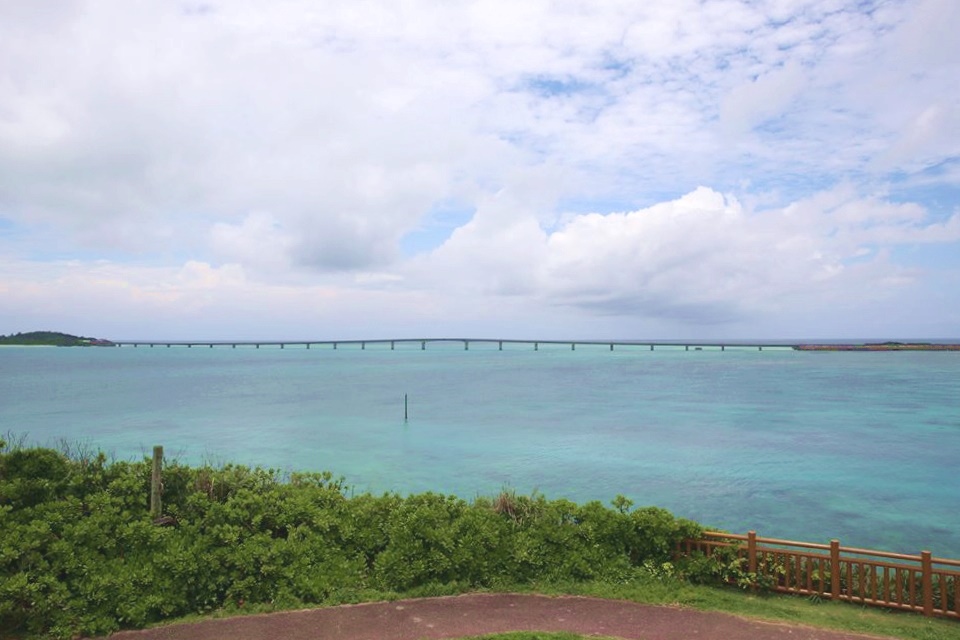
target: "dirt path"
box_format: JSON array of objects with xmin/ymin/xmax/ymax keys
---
[{"xmin": 108, "ymin": 593, "xmax": 896, "ymax": 640}]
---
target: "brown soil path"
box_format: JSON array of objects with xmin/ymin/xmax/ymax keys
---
[{"xmin": 108, "ymin": 593, "xmax": 897, "ymax": 640}]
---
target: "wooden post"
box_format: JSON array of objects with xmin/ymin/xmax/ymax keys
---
[
  {"xmin": 921, "ymin": 551, "xmax": 933, "ymax": 616},
  {"xmin": 150, "ymin": 445, "xmax": 163, "ymax": 519},
  {"xmin": 830, "ymin": 539, "xmax": 841, "ymax": 599},
  {"xmin": 747, "ymin": 530, "xmax": 758, "ymax": 583},
  {"xmin": 404, "ymin": 394, "xmax": 408, "ymax": 422}
]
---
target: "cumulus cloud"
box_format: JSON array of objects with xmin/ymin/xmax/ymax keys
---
[{"xmin": 411, "ymin": 185, "xmax": 960, "ymax": 328}]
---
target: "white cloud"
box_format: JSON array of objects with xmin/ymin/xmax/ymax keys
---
[
  {"xmin": 210, "ymin": 212, "xmax": 293, "ymax": 272},
  {"xmin": 0, "ymin": 0, "xmax": 958, "ymax": 338},
  {"xmin": 410, "ymin": 185, "xmax": 960, "ymax": 327},
  {"xmin": 720, "ymin": 62, "xmax": 807, "ymax": 135}
]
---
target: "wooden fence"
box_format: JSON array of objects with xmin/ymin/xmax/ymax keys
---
[{"xmin": 679, "ymin": 531, "xmax": 960, "ymax": 619}]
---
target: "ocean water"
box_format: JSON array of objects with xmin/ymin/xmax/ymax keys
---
[{"xmin": 1, "ymin": 342, "xmax": 958, "ymax": 557}]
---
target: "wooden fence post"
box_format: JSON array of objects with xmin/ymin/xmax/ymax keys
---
[
  {"xmin": 921, "ymin": 551, "xmax": 933, "ymax": 616},
  {"xmin": 150, "ymin": 445, "xmax": 163, "ymax": 519},
  {"xmin": 747, "ymin": 530, "xmax": 757, "ymax": 574},
  {"xmin": 831, "ymin": 539, "xmax": 841, "ymax": 599}
]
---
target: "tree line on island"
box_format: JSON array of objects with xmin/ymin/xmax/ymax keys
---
[{"xmin": 0, "ymin": 331, "xmax": 113, "ymax": 346}]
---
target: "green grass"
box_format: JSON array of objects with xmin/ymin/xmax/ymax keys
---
[{"xmin": 456, "ymin": 634, "xmax": 619, "ymax": 640}]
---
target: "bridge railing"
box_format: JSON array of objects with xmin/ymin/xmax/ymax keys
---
[{"xmin": 678, "ymin": 530, "xmax": 960, "ymax": 618}]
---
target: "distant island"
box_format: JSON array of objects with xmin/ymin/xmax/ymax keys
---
[
  {"xmin": 793, "ymin": 342, "xmax": 960, "ymax": 351},
  {"xmin": 0, "ymin": 331, "xmax": 114, "ymax": 347}
]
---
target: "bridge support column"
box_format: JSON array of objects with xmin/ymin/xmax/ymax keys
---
[
  {"xmin": 465, "ymin": 341, "xmax": 469, "ymax": 350},
  {"xmin": 499, "ymin": 341, "xmax": 503, "ymax": 350}
]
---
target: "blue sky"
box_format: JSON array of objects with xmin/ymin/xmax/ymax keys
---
[{"xmin": 0, "ymin": 0, "xmax": 958, "ymax": 340}]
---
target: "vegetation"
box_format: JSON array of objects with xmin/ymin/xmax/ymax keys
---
[
  {"xmin": 457, "ymin": 635, "xmax": 621, "ymax": 640},
  {"xmin": 2, "ymin": 440, "xmax": 958, "ymax": 640},
  {"xmin": 0, "ymin": 331, "xmax": 113, "ymax": 347},
  {"xmin": 0, "ymin": 441, "xmax": 699, "ymax": 638}
]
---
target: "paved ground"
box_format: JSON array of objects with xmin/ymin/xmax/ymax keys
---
[{"xmin": 108, "ymin": 593, "xmax": 897, "ymax": 640}]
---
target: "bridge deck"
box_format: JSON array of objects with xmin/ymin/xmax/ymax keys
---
[{"xmin": 111, "ymin": 338, "xmax": 794, "ymax": 351}]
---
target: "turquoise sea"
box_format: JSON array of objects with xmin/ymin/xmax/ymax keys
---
[{"xmin": 1, "ymin": 343, "xmax": 958, "ymax": 557}]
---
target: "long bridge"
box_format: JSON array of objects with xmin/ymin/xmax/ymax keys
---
[
  {"xmin": 109, "ymin": 339, "xmax": 960, "ymax": 351},
  {"xmin": 111, "ymin": 338, "xmax": 794, "ymax": 351}
]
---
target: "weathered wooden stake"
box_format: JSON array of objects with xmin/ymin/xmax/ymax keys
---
[
  {"xmin": 150, "ymin": 445, "xmax": 163, "ymax": 519},
  {"xmin": 404, "ymin": 394, "xmax": 408, "ymax": 422}
]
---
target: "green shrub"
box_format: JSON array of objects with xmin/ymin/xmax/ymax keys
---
[
  {"xmin": 0, "ymin": 445, "xmax": 704, "ymax": 638},
  {"xmin": 0, "ymin": 448, "xmax": 71, "ymax": 509}
]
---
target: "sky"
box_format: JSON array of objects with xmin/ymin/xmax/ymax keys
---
[{"xmin": 1, "ymin": 0, "xmax": 958, "ymax": 341}]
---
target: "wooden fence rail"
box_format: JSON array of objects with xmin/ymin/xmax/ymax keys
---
[{"xmin": 679, "ymin": 531, "xmax": 960, "ymax": 619}]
